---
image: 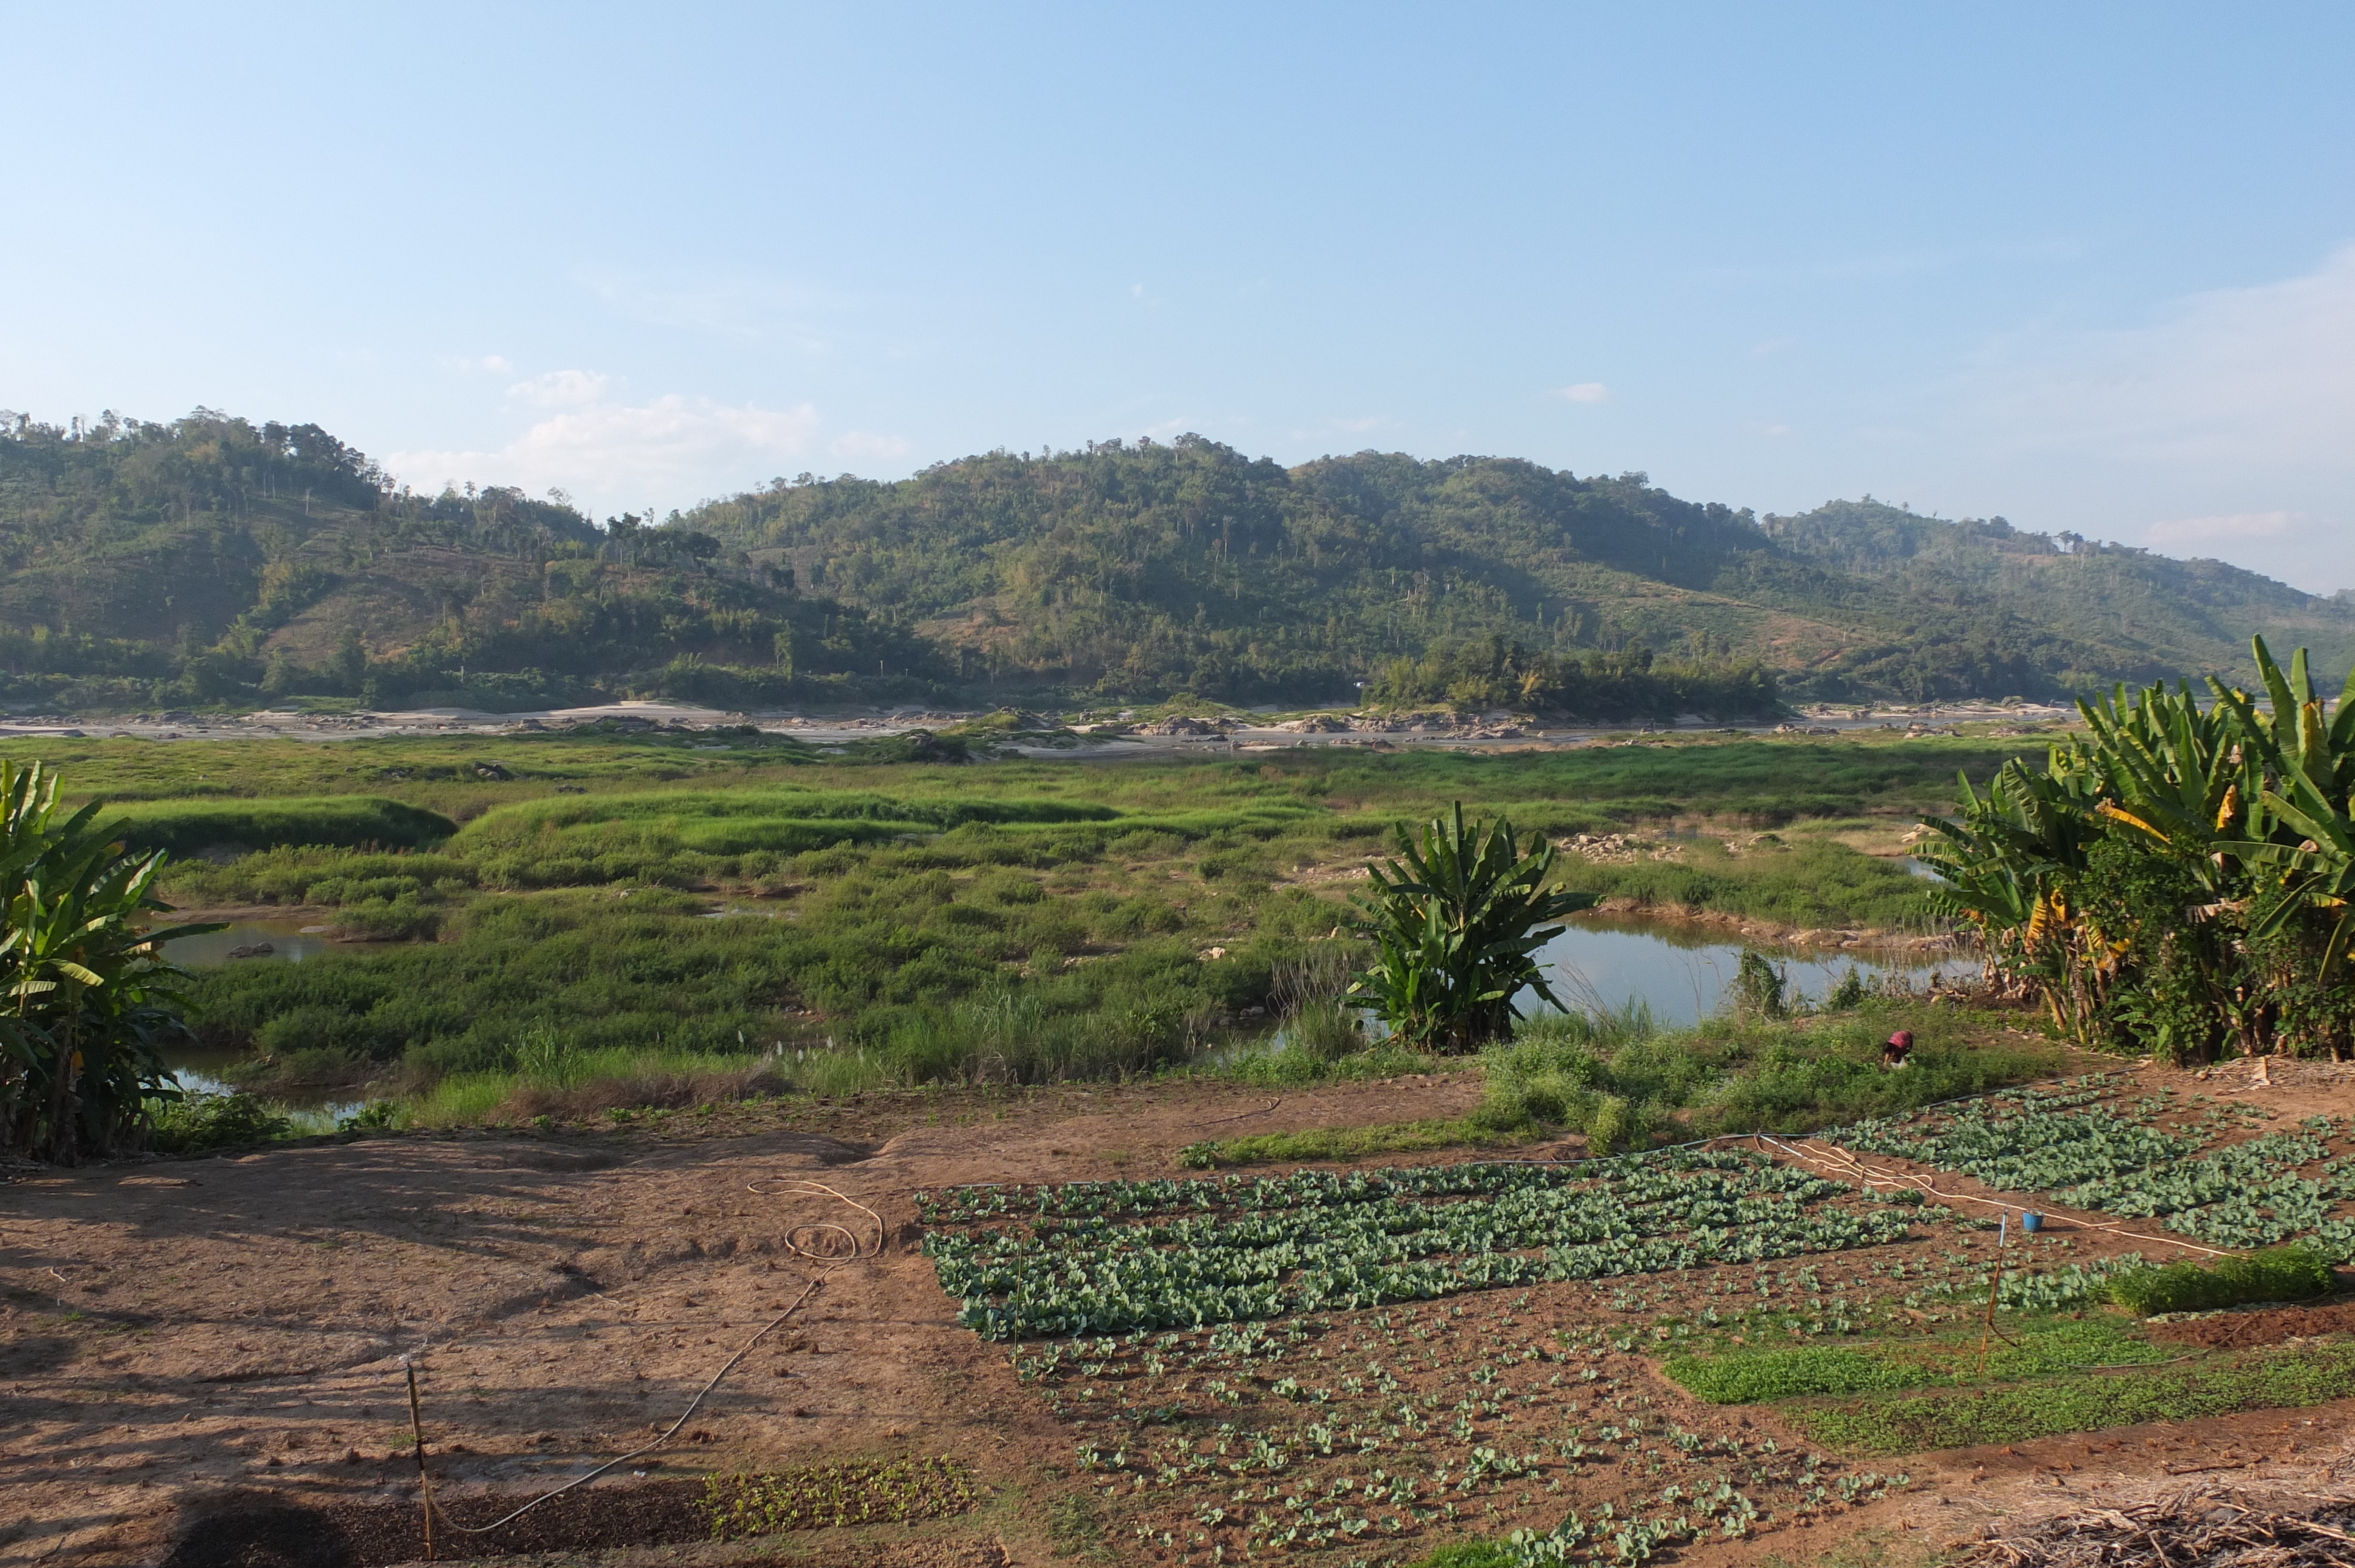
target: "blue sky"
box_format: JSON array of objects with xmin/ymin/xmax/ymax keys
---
[{"xmin": 5, "ymin": 3, "xmax": 2351, "ymax": 590}]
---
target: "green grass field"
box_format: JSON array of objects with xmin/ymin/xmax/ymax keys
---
[{"xmin": 0, "ymin": 727, "xmax": 2028, "ymax": 1123}]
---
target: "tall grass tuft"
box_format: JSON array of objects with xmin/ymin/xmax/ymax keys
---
[
  {"xmin": 1474, "ymin": 1003, "xmax": 1661, "ymax": 1152},
  {"xmin": 1474, "ymin": 1002, "xmax": 2061, "ymax": 1150},
  {"xmin": 2108, "ymin": 1246, "xmax": 2336, "ymax": 1315},
  {"xmin": 874, "ymin": 991, "xmax": 1199, "ymax": 1085},
  {"xmin": 401, "ymin": 1041, "xmax": 791, "ymax": 1127}
]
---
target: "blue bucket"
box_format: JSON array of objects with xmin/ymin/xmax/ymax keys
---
[{"xmin": 2021, "ymin": 1212, "xmax": 2043, "ymax": 1234}]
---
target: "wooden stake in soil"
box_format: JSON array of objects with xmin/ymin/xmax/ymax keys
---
[
  {"xmin": 1979, "ymin": 1230, "xmax": 2006, "ymax": 1378},
  {"xmin": 406, "ymin": 1361, "xmax": 436, "ymax": 1563}
]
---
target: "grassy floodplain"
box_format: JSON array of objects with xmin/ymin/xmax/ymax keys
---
[{"xmin": 4, "ymin": 723, "xmax": 2031, "ymax": 1129}]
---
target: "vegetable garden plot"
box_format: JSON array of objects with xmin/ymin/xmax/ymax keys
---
[
  {"xmin": 991, "ymin": 1287, "xmax": 1913, "ymax": 1564},
  {"xmin": 918, "ymin": 1151, "xmax": 1919, "ymax": 1341},
  {"xmin": 913, "ymin": 1155, "xmax": 1948, "ymax": 1562},
  {"xmin": 1835, "ymin": 1079, "xmax": 2355, "ymax": 1260}
]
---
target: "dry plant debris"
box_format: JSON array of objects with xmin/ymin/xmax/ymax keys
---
[{"xmin": 1953, "ymin": 1489, "xmax": 2355, "ymax": 1566}]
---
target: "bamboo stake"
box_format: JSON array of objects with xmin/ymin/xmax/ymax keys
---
[
  {"xmin": 1979, "ymin": 1216, "xmax": 2006, "ymax": 1378},
  {"xmin": 406, "ymin": 1360, "xmax": 436, "ymax": 1563}
]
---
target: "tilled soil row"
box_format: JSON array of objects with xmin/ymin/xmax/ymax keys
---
[{"xmin": 162, "ymin": 1480, "xmax": 706, "ymax": 1567}]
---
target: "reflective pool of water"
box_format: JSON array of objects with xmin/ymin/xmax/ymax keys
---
[
  {"xmin": 160, "ymin": 922, "xmax": 356, "ymax": 1113},
  {"xmin": 1533, "ymin": 915, "xmax": 1976, "ymax": 1028},
  {"xmin": 164, "ymin": 919, "xmax": 339, "ymax": 967}
]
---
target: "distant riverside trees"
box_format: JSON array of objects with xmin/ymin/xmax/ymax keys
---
[{"xmin": 1368, "ymin": 636, "xmax": 1779, "ymax": 722}]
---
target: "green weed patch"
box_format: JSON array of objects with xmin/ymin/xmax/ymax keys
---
[
  {"xmin": 1792, "ymin": 1338, "xmax": 2355, "ymax": 1453},
  {"xmin": 1480, "ymin": 1008, "xmax": 2062, "ymax": 1151},
  {"xmin": 1664, "ymin": 1317, "xmax": 2171, "ymax": 1404},
  {"xmin": 2108, "ymin": 1245, "xmax": 2336, "ymax": 1315},
  {"xmin": 702, "ymin": 1457, "xmax": 976, "ymax": 1537},
  {"xmin": 99, "ymin": 795, "xmax": 456, "ymax": 855},
  {"xmin": 145, "ymin": 1091, "xmax": 293, "ymax": 1153}
]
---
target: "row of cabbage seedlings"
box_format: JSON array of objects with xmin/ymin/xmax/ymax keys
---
[
  {"xmin": 924, "ymin": 1150, "xmax": 1922, "ymax": 1341},
  {"xmin": 1837, "ymin": 1098, "xmax": 2355, "ymax": 1258}
]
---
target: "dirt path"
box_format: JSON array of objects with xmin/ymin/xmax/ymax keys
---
[{"xmin": 0, "ymin": 1077, "xmax": 1478, "ymax": 1567}]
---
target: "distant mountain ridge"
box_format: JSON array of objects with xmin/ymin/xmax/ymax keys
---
[{"xmin": 2, "ymin": 410, "xmax": 2348, "ymax": 714}]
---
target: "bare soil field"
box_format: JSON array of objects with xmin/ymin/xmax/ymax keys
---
[{"xmin": 4, "ymin": 1063, "xmax": 2353, "ymax": 1568}]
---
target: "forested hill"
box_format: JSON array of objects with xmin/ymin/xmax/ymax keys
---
[
  {"xmin": 1760, "ymin": 499, "xmax": 2355, "ymax": 689},
  {"xmin": 677, "ymin": 438, "xmax": 2355, "ymax": 705},
  {"xmin": 4, "ymin": 411, "xmax": 2349, "ymax": 715},
  {"xmin": 0, "ymin": 411, "xmax": 936, "ymax": 714}
]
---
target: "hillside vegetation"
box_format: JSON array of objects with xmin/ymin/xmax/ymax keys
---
[
  {"xmin": 6, "ymin": 410, "xmax": 2350, "ymax": 715},
  {"xmin": 0, "ymin": 410, "xmax": 937, "ymax": 714}
]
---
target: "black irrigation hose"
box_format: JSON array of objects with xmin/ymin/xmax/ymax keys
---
[{"xmin": 412, "ymin": 1181, "xmax": 885, "ymax": 1547}]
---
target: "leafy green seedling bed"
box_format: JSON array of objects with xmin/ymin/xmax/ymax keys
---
[
  {"xmin": 704, "ymin": 1457, "xmax": 977, "ymax": 1538},
  {"xmin": 1664, "ymin": 1315, "xmax": 2172, "ymax": 1403},
  {"xmin": 1790, "ymin": 1338, "xmax": 2355, "ymax": 1454},
  {"xmin": 1838, "ymin": 1081, "xmax": 2355, "ymax": 1260},
  {"xmin": 921, "ymin": 1150, "xmax": 1918, "ymax": 1340}
]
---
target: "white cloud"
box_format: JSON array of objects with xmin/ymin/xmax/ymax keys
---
[
  {"xmin": 2145, "ymin": 510, "xmax": 2298, "ymax": 550},
  {"xmin": 477, "ymin": 354, "xmax": 514, "ymax": 374},
  {"xmin": 390, "ymin": 390, "xmax": 819, "ymax": 516},
  {"xmin": 506, "ymin": 368, "xmax": 611, "ymax": 407},
  {"xmin": 1940, "ymin": 244, "xmax": 2355, "ymax": 591},
  {"xmin": 1966, "ymin": 244, "xmax": 2355, "ymax": 470},
  {"xmin": 830, "ymin": 430, "xmax": 910, "ymax": 463},
  {"xmin": 1551, "ymin": 382, "xmax": 1611, "ymax": 404}
]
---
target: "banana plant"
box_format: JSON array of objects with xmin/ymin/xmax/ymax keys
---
[
  {"xmin": 2211, "ymin": 635, "xmax": 2355, "ymax": 991},
  {"xmin": 0, "ymin": 760, "xmax": 217, "ymax": 1162},
  {"xmin": 1915, "ymin": 759, "xmax": 2111, "ymax": 1038},
  {"xmin": 2223, "ymin": 768, "xmax": 2355, "ymax": 979},
  {"xmin": 1919, "ymin": 641, "xmax": 2355, "ymax": 1059},
  {"xmin": 2209, "ymin": 636, "xmax": 2355, "ymax": 835},
  {"xmin": 2069, "ymin": 677, "xmax": 2259, "ymax": 881},
  {"xmin": 1346, "ymin": 804, "xmax": 1596, "ymax": 1052}
]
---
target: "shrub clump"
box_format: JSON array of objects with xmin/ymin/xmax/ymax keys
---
[
  {"xmin": 1471, "ymin": 1005, "xmax": 2061, "ymax": 1153},
  {"xmin": 2108, "ymin": 1245, "xmax": 2337, "ymax": 1316},
  {"xmin": 147, "ymin": 1092, "xmax": 293, "ymax": 1153}
]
